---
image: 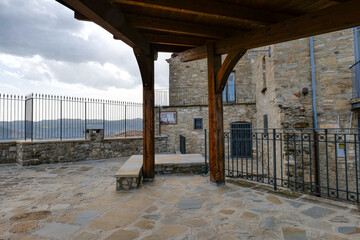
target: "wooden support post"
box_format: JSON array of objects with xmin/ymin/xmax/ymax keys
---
[
  {"xmin": 207, "ymin": 43, "xmax": 246, "ymax": 185},
  {"xmin": 207, "ymin": 43, "xmax": 225, "ymax": 184},
  {"xmin": 134, "ymin": 47, "xmax": 155, "ymax": 181}
]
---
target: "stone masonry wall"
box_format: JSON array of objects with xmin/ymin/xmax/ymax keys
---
[
  {"xmin": 167, "ymin": 52, "xmax": 255, "ymax": 106},
  {"xmin": 0, "ymin": 135, "xmax": 169, "ymax": 166},
  {"xmin": 0, "ymin": 142, "xmax": 17, "ymax": 164},
  {"xmin": 156, "ymin": 104, "xmax": 256, "ymax": 155}
]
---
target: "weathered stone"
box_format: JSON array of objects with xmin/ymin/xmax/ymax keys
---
[
  {"xmin": 338, "ymin": 226, "xmax": 360, "ymax": 235},
  {"xmin": 300, "ymin": 206, "xmax": 334, "ymax": 218},
  {"xmin": 72, "ymin": 232, "xmax": 98, "ymax": 240},
  {"xmin": 33, "ymin": 223, "xmax": 80, "ymax": 239},
  {"xmin": 287, "ymin": 200, "xmax": 305, "ymax": 208},
  {"xmin": 220, "ymin": 209, "xmax": 235, "ymax": 215},
  {"xmin": 143, "ymin": 214, "xmax": 161, "ymax": 220},
  {"xmin": 142, "ymin": 236, "xmax": 167, "ymax": 240},
  {"xmin": 9, "ymin": 221, "xmax": 38, "ymax": 233},
  {"xmin": 156, "ymin": 225, "xmax": 188, "ymax": 236},
  {"xmin": 105, "ymin": 230, "xmax": 139, "ymax": 240},
  {"xmin": 178, "ymin": 199, "xmax": 203, "ymax": 210},
  {"xmin": 134, "ymin": 220, "xmax": 155, "ymax": 230},
  {"xmin": 241, "ymin": 211, "xmax": 260, "ymax": 222},
  {"xmin": 89, "ymin": 209, "xmax": 139, "ymax": 230},
  {"xmin": 182, "ymin": 218, "xmax": 207, "ymax": 227},
  {"xmin": 330, "ymin": 216, "xmax": 349, "ymax": 223},
  {"xmin": 266, "ymin": 195, "xmax": 282, "ymax": 205},
  {"xmin": 75, "ymin": 210, "xmax": 100, "ymax": 225},
  {"xmin": 10, "ymin": 211, "xmax": 51, "ymax": 222},
  {"xmin": 282, "ymin": 227, "xmax": 307, "ymax": 240}
]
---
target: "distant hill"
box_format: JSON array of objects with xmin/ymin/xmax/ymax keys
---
[{"xmin": 0, "ymin": 118, "xmax": 143, "ymax": 140}]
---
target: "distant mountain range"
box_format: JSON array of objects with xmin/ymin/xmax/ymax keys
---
[{"xmin": 0, "ymin": 118, "xmax": 143, "ymax": 140}]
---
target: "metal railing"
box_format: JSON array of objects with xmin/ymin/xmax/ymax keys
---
[
  {"xmin": 1, "ymin": 93, "xmax": 143, "ymax": 141},
  {"xmin": 205, "ymin": 127, "xmax": 360, "ymax": 203}
]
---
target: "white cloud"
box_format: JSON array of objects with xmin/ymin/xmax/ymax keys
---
[{"xmin": 0, "ymin": 0, "xmax": 172, "ymax": 101}]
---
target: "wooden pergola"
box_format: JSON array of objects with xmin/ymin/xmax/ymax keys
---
[{"xmin": 57, "ymin": 0, "xmax": 360, "ymax": 184}]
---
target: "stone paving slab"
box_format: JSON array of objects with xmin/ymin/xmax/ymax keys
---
[{"xmin": 1, "ymin": 157, "xmax": 360, "ymax": 240}]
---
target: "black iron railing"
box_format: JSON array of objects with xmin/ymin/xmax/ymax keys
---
[
  {"xmin": 1, "ymin": 93, "xmax": 143, "ymax": 141},
  {"xmin": 205, "ymin": 128, "xmax": 360, "ymax": 203}
]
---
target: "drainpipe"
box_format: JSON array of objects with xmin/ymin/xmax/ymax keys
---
[{"xmin": 310, "ymin": 36, "xmax": 321, "ymax": 194}]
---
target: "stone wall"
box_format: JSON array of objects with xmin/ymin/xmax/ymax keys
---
[
  {"xmin": 0, "ymin": 133, "xmax": 169, "ymax": 166},
  {"xmin": 156, "ymin": 104, "xmax": 256, "ymax": 154},
  {"xmin": 0, "ymin": 142, "xmax": 17, "ymax": 164},
  {"xmin": 167, "ymin": 52, "xmax": 255, "ymax": 106},
  {"xmin": 164, "ymin": 28, "xmax": 358, "ymax": 191}
]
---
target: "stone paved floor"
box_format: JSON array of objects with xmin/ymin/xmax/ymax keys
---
[{"xmin": 1, "ymin": 157, "xmax": 360, "ymax": 240}]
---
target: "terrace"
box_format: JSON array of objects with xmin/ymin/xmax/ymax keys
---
[
  {"xmin": 1, "ymin": 157, "xmax": 360, "ymax": 240},
  {"xmin": 2, "ymin": 0, "xmax": 360, "ymax": 239}
]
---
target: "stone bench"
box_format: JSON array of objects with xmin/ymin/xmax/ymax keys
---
[{"xmin": 114, "ymin": 155, "xmax": 143, "ymax": 191}]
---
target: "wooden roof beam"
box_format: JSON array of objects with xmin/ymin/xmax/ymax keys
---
[
  {"xmin": 57, "ymin": 0, "xmax": 149, "ymax": 52},
  {"xmin": 112, "ymin": 0, "xmax": 293, "ymax": 26},
  {"xmin": 140, "ymin": 33, "xmax": 209, "ymax": 47},
  {"xmin": 125, "ymin": 14, "xmax": 239, "ymax": 39},
  {"xmin": 179, "ymin": 0, "xmax": 360, "ymax": 62}
]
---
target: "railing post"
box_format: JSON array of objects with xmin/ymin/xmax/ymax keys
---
[
  {"xmin": 124, "ymin": 104, "xmax": 127, "ymax": 138},
  {"xmin": 158, "ymin": 106, "xmax": 161, "ymax": 136},
  {"xmin": 31, "ymin": 96, "xmax": 34, "ymax": 142},
  {"xmin": 84, "ymin": 101, "xmax": 87, "ymax": 139},
  {"xmin": 24, "ymin": 96, "xmax": 27, "ymax": 141},
  {"xmin": 60, "ymin": 99, "xmax": 62, "ymax": 140},
  {"xmin": 273, "ymin": 129, "xmax": 277, "ymax": 191},
  {"xmin": 103, "ymin": 102, "xmax": 105, "ymax": 137},
  {"xmin": 205, "ymin": 128, "xmax": 208, "ymax": 174}
]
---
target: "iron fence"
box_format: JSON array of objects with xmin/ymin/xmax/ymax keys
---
[
  {"xmin": 205, "ymin": 127, "xmax": 360, "ymax": 203},
  {"xmin": 1, "ymin": 93, "xmax": 143, "ymax": 141}
]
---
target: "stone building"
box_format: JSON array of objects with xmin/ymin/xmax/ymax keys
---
[
  {"xmin": 157, "ymin": 27, "xmax": 360, "ymax": 154},
  {"xmin": 156, "ymin": 27, "xmax": 360, "ymax": 196}
]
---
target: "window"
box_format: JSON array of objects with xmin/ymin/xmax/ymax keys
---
[
  {"xmin": 194, "ymin": 118, "xmax": 203, "ymax": 130},
  {"xmin": 261, "ymin": 56, "xmax": 267, "ymax": 93},
  {"xmin": 222, "ymin": 72, "xmax": 236, "ymax": 103},
  {"xmin": 353, "ymin": 27, "xmax": 360, "ymax": 98},
  {"xmin": 263, "ymin": 114, "xmax": 268, "ymax": 134}
]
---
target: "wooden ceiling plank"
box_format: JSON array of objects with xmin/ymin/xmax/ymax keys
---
[
  {"xmin": 125, "ymin": 14, "xmax": 236, "ymax": 39},
  {"xmin": 58, "ymin": 0, "xmax": 149, "ymax": 51},
  {"xmin": 151, "ymin": 44, "xmax": 191, "ymax": 53},
  {"xmin": 141, "ymin": 32, "xmax": 208, "ymax": 47},
  {"xmin": 179, "ymin": 0, "xmax": 360, "ymax": 61},
  {"xmin": 112, "ymin": 0, "xmax": 294, "ymax": 25}
]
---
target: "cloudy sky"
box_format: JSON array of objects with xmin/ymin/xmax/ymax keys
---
[{"xmin": 0, "ymin": 0, "xmax": 171, "ymax": 102}]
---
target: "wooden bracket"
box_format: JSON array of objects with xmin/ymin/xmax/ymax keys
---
[{"xmin": 215, "ymin": 50, "xmax": 246, "ymax": 93}]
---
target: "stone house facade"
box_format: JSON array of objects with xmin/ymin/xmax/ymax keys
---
[
  {"xmin": 157, "ymin": 27, "xmax": 359, "ymax": 154},
  {"xmin": 156, "ymin": 28, "xmax": 360, "ymax": 195}
]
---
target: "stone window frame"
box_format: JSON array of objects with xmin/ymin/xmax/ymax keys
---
[{"xmin": 193, "ymin": 118, "xmax": 203, "ymax": 130}]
